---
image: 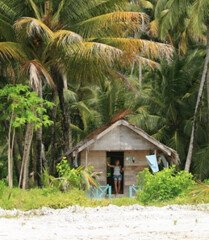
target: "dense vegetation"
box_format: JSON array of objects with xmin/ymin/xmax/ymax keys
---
[
  {"xmin": 137, "ymin": 167, "xmax": 194, "ymax": 203},
  {"xmin": 1, "ymin": 175, "xmax": 209, "ymax": 210},
  {"xmin": 0, "ymin": 0, "xmax": 209, "ymax": 193}
]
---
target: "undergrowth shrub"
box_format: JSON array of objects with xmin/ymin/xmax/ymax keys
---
[
  {"xmin": 137, "ymin": 167, "xmax": 194, "ymax": 204},
  {"xmin": 42, "ymin": 158, "xmax": 98, "ymax": 192}
]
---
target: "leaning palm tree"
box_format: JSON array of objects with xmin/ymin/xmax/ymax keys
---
[{"xmin": 184, "ymin": 0, "xmax": 209, "ymax": 171}]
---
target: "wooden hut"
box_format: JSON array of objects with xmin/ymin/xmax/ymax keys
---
[{"xmin": 67, "ymin": 119, "xmax": 179, "ymax": 195}]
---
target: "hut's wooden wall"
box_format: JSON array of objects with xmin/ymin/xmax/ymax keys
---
[
  {"xmin": 80, "ymin": 150, "xmax": 107, "ymax": 185},
  {"xmin": 80, "ymin": 149, "xmax": 150, "ymax": 194},
  {"xmin": 124, "ymin": 150, "xmax": 149, "ymax": 193},
  {"xmin": 89, "ymin": 125, "xmax": 156, "ymax": 151}
]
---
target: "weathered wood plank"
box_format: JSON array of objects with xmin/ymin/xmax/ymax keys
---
[{"xmin": 89, "ymin": 125, "xmax": 156, "ymax": 151}]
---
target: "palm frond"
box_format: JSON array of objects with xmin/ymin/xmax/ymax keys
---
[
  {"xmin": 70, "ymin": 41, "xmax": 122, "ymax": 66},
  {"xmin": 21, "ymin": 60, "xmax": 55, "ymax": 90},
  {"xmin": 0, "ymin": 1, "xmax": 16, "ymax": 21},
  {"xmin": 194, "ymin": 146, "xmax": 209, "ymax": 180},
  {"xmin": 51, "ymin": 0, "xmax": 65, "ymax": 26},
  {"xmin": 134, "ymin": 56, "xmax": 160, "ymax": 69},
  {"xmin": 28, "ymin": 0, "xmax": 41, "ymax": 20},
  {"xmin": 188, "ymin": 0, "xmax": 209, "ymax": 40},
  {"xmin": 0, "ymin": 19, "xmax": 15, "ymax": 41},
  {"xmin": 14, "ymin": 17, "xmax": 54, "ymax": 40},
  {"xmin": 149, "ymin": 19, "xmax": 159, "ymax": 37},
  {"xmin": 77, "ymin": 11, "xmax": 150, "ymax": 37},
  {"xmin": 53, "ymin": 30, "xmax": 83, "ymax": 46},
  {"xmin": 155, "ymin": 0, "xmax": 189, "ymax": 39},
  {"xmin": 0, "ymin": 42, "xmax": 25, "ymax": 62},
  {"xmin": 56, "ymin": 0, "xmax": 100, "ymax": 24},
  {"xmin": 63, "ymin": 89, "xmax": 77, "ymax": 102},
  {"xmin": 97, "ymin": 37, "xmax": 174, "ymax": 61},
  {"xmin": 139, "ymin": 0, "xmax": 154, "ymax": 9}
]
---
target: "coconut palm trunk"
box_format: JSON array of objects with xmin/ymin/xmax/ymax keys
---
[
  {"xmin": 36, "ymin": 126, "xmax": 43, "ymax": 186},
  {"xmin": 35, "ymin": 81, "xmax": 44, "ymax": 186},
  {"xmin": 50, "ymin": 91, "xmax": 58, "ymax": 174},
  {"xmin": 53, "ymin": 69, "xmax": 72, "ymax": 153},
  {"xmin": 21, "ymin": 123, "xmax": 34, "ymax": 189},
  {"xmin": 185, "ymin": 26, "xmax": 209, "ymax": 171}
]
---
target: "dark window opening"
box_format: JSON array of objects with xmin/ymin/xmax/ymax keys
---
[{"xmin": 106, "ymin": 151, "xmax": 124, "ymax": 194}]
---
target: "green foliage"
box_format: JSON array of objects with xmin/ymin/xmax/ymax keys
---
[
  {"xmin": 56, "ymin": 158, "xmax": 71, "ymax": 177},
  {"xmin": 0, "ymin": 0, "xmax": 209, "ymax": 191},
  {"xmin": 1, "ymin": 183, "xmax": 209, "ymax": 210},
  {"xmin": 56, "ymin": 159, "xmax": 82, "ymax": 190},
  {"xmin": 0, "ymin": 187, "xmax": 138, "ymax": 210},
  {"xmin": 42, "ymin": 158, "xmax": 98, "ymax": 191},
  {"xmin": 0, "ymin": 84, "xmax": 54, "ymax": 129},
  {"xmin": 137, "ymin": 167, "xmax": 194, "ymax": 204},
  {"xmin": 128, "ymin": 50, "xmax": 206, "ymax": 168}
]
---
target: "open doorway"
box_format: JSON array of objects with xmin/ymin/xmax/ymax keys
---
[{"xmin": 106, "ymin": 151, "xmax": 124, "ymax": 194}]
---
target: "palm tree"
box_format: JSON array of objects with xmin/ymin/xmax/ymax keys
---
[
  {"xmin": 154, "ymin": 0, "xmax": 209, "ymax": 171},
  {"xmin": 0, "ymin": 0, "xmax": 174, "ymax": 187},
  {"xmin": 128, "ymin": 50, "xmax": 206, "ymax": 167},
  {"xmin": 184, "ymin": 0, "xmax": 209, "ymax": 171}
]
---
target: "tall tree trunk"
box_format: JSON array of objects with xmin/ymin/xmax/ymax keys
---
[
  {"xmin": 54, "ymin": 70, "xmax": 72, "ymax": 153},
  {"xmin": 206, "ymin": 66, "xmax": 209, "ymax": 135},
  {"xmin": 35, "ymin": 127, "xmax": 43, "ymax": 186},
  {"xmin": 35, "ymin": 81, "xmax": 44, "ymax": 186},
  {"xmin": 13, "ymin": 140, "xmax": 21, "ymax": 182},
  {"xmin": 21, "ymin": 123, "xmax": 34, "ymax": 189},
  {"xmin": 7, "ymin": 112, "xmax": 15, "ymax": 188},
  {"xmin": 138, "ymin": 61, "xmax": 142, "ymax": 86},
  {"xmin": 50, "ymin": 91, "xmax": 58, "ymax": 174},
  {"xmin": 185, "ymin": 26, "xmax": 209, "ymax": 171}
]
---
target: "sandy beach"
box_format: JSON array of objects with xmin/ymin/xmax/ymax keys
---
[{"xmin": 0, "ymin": 204, "xmax": 209, "ymax": 240}]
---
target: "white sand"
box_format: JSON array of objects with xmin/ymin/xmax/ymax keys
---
[{"xmin": 0, "ymin": 204, "xmax": 209, "ymax": 240}]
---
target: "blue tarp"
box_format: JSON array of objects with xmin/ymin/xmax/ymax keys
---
[{"xmin": 146, "ymin": 154, "xmax": 159, "ymax": 173}]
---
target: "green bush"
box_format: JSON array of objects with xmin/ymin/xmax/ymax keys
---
[
  {"xmin": 137, "ymin": 167, "xmax": 194, "ymax": 204},
  {"xmin": 42, "ymin": 158, "xmax": 99, "ymax": 191}
]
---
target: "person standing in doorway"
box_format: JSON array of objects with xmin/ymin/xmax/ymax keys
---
[{"xmin": 107, "ymin": 160, "xmax": 123, "ymax": 195}]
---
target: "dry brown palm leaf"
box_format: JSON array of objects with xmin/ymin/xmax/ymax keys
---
[
  {"xmin": 98, "ymin": 37, "xmax": 174, "ymax": 62},
  {"xmin": 135, "ymin": 56, "xmax": 160, "ymax": 69},
  {"xmin": 21, "ymin": 60, "xmax": 55, "ymax": 90},
  {"xmin": 149, "ymin": 20, "xmax": 159, "ymax": 38},
  {"xmin": 69, "ymin": 41, "xmax": 123, "ymax": 66}
]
